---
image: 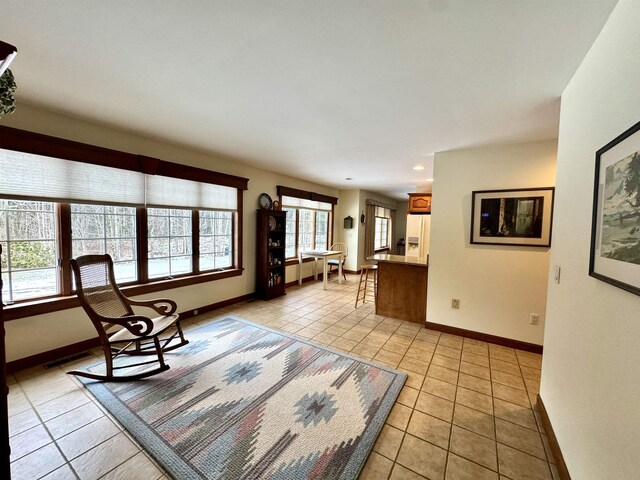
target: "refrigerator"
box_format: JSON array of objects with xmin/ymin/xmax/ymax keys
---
[{"xmin": 405, "ymin": 214, "xmax": 431, "ymax": 258}]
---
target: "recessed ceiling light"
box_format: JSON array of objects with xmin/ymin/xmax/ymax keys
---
[
  {"xmin": 413, "ymin": 165, "xmax": 425, "ymax": 171},
  {"xmin": 426, "ymin": 178, "xmax": 434, "ymax": 182}
]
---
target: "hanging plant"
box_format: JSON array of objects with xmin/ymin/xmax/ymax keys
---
[{"xmin": 0, "ymin": 68, "xmax": 17, "ymax": 117}]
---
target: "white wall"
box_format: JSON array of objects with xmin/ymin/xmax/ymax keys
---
[
  {"xmin": 395, "ymin": 200, "xmax": 408, "ymax": 253},
  {"xmin": 541, "ymin": 1, "xmax": 640, "ymax": 478},
  {"xmin": 335, "ymin": 189, "xmax": 360, "ymax": 272},
  {"xmin": 3, "ymin": 104, "xmax": 339, "ymax": 362},
  {"xmin": 428, "ymin": 140, "xmax": 557, "ymax": 345}
]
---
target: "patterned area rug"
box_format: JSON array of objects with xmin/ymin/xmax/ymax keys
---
[{"xmin": 81, "ymin": 316, "xmax": 406, "ymax": 479}]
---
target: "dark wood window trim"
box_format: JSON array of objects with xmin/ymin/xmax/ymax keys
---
[
  {"xmin": 3, "ymin": 202, "xmax": 243, "ymax": 314},
  {"xmin": 330, "ymin": 204, "xmax": 335, "ymax": 247},
  {"xmin": 0, "ymin": 126, "xmax": 249, "ymax": 190},
  {"xmin": 192, "ymin": 210, "xmax": 200, "ymax": 274},
  {"xmin": 235, "ymin": 190, "xmax": 243, "ymax": 271},
  {"xmin": 58, "ymin": 204, "xmax": 72, "ymax": 297},
  {"xmin": 136, "ymin": 208, "xmax": 149, "ymax": 281},
  {"xmin": 0, "ymin": 126, "xmax": 248, "ymax": 319},
  {"xmin": 278, "ymin": 187, "xmax": 336, "ymax": 260},
  {"xmin": 2, "ymin": 268, "xmax": 243, "ymax": 322},
  {"xmin": 283, "ymin": 209, "xmax": 333, "ymax": 260},
  {"xmin": 276, "ymin": 186, "xmax": 337, "ymax": 205}
]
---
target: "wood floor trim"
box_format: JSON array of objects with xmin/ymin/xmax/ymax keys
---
[
  {"xmin": 537, "ymin": 394, "xmax": 572, "ymax": 480},
  {"xmin": 6, "ymin": 292, "xmax": 255, "ymax": 374},
  {"xmin": 424, "ymin": 321, "xmax": 543, "ymax": 354},
  {"xmin": 6, "ymin": 338, "xmax": 102, "ymax": 374}
]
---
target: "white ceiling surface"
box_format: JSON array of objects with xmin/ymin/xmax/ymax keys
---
[{"xmin": 1, "ymin": 1, "xmax": 616, "ymax": 199}]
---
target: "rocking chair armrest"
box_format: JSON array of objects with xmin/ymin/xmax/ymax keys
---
[
  {"xmin": 102, "ymin": 314, "xmax": 155, "ymax": 337},
  {"xmin": 125, "ymin": 297, "xmax": 178, "ymax": 316}
]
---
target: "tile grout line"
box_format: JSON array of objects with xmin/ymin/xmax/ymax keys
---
[{"xmin": 12, "ymin": 373, "xmax": 80, "ymax": 480}]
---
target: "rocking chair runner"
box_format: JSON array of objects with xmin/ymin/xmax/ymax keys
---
[{"xmin": 68, "ymin": 254, "xmax": 189, "ymax": 381}]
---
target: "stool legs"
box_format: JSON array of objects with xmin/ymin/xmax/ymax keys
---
[
  {"xmin": 355, "ymin": 269, "xmax": 365, "ymax": 308},
  {"xmin": 355, "ymin": 266, "xmax": 377, "ymax": 308}
]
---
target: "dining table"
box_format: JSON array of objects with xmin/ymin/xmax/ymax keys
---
[{"xmin": 298, "ymin": 249, "xmax": 344, "ymax": 290}]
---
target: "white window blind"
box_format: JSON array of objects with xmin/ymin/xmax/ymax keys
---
[
  {"xmin": 0, "ymin": 148, "xmax": 238, "ymax": 210},
  {"xmin": 145, "ymin": 175, "xmax": 237, "ymax": 210},
  {"xmin": 0, "ymin": 148, "xmax": 145, "ymax": 206},
  {"xmin": 375, "ymin": 206, "xmax": 391, "ymax": 218},
  {"xmin": 281, "ymin": 195, "xmax": 331, "ymax": 211}
]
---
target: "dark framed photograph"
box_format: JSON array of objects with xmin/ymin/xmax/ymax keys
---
[
  {"xmin": 471, "ymin": 187, "xmax": 555, "ymax": 247},
  {"xmin": 590, "ymin": 120, "xmax": 640, "ymax": 296}
]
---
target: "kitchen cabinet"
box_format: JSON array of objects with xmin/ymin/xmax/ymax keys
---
[
  {"xmin": 408, "ymin": 193, "xmax": 432, "ymax": 214},
  {"xmin": 368, "ymin": 254, "xmax": 428, "ymax": 324}
]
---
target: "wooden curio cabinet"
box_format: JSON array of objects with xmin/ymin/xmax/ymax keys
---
[
  {"xmin": 256, "ymin": 209, "xmax": 286, "ymax": 300},
  {"xmin": 408, "ymin": 193, "xmax": 432, "ymax": 214}
]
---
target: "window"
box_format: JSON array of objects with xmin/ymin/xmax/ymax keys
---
[
  {"xmin": 315, "ymin": 211, "xmax": 329, "ymax": 250},
  {"xmin": 278, "ymin": 189, "xmax": 336, "ymax": 259},
  {"xmin": 0, "ymin": 200, "xmax": 58, "ymax": 302},
  {"xmin": 284, "ymin": 208, "xmax": 297, "ymax": 259},
  {"xmin": 0, "ymin": 126, "xmax": 248, "ymax": 316},
  {"xmin": 148, "ymin": 208, "xmax": 192, "ymax": 279},
  {"xmin": 71, "ymin": 204, "xmax": 137, "ymax": 283},
  {"xmin": 199, "ymin": 210, "xmax": 233, "ymax": 270},
  {"xmin": 374, "ymin": 206, "xmax": 391, "ymax": 250},
  {"xmin": 298, "ymin": 209, "xmax": 314, "ymax": 252}
]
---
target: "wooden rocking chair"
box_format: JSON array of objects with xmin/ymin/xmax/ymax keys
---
[{"xmin": 68, "ymin": 254, "xmax": 189, "ymax": 382}]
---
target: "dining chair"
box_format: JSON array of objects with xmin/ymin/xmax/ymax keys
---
[{"xmin": 327, "ymin": 242, "xmax": 347, "ymax": 281}]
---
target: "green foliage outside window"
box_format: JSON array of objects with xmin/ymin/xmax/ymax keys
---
[{"xmin": 8, "ymin": 241, "xmax": 56, "ymax": 269}]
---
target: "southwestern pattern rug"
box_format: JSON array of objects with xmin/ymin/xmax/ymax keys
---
[{"xmin": 80, "ymin": 316, "xmax": 406, "ymax": 480}]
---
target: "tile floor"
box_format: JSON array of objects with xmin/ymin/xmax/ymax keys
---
[{"xmin": 8, "ymin": 274, "xmax": 558, "ymax": 480}]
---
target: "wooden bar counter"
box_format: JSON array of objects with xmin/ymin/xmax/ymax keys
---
[{"xmin": 368, "ymin": 254, "xmax": 428, "ymax": 324}]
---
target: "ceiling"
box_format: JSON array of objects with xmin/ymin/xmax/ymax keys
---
[{"xmin": 1, "ymin": 0, "xmax": 617, "ymax": 199}]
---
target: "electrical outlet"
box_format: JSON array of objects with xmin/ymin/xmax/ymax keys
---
[
  {"xmin": 451, "ymin": 299, "xmax": 460, "ymax": 309},
  {"xmin": 553, "ymin": 265, "xmax": 561, "ymax": 284},
  {"xmin": 529, "ymin": 313, "xmax": 539, "ymax": 325},
  {"xmin": 193, "ymin": 309, "xmax": 199, "ymax": 316}
]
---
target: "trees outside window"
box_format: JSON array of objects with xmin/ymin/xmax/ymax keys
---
[
  {"xmin": 0, "ymin": 200, "xmax": 57, "ymax": 302},
  {"xmin": 148, "ymin": 208, "xmax": 192, "ymax": 279},
  {"xmin": 284, "ymin": 208, "xmax": 297, "ymax": 259},
  {"xmin": 282, "ymin": 207, "xmax": 330, "ymax": 259},
  {"xmin": 315, "ymin": 211, "xmax": 328, "ymax": 250},
  {"xmin": 298, "ymin": 209, "xmax": 314, "ymax": 253},
  {"xmin": 0, "ymin": 127, "xmax": 247, "ymax": 315},
  {"xmin": 71, "ymin": 204, "xmax": 137, "ymax": 283},
  {"xmin": 199, "ymin": 210, "xmax": 233, "ymax": 270}
]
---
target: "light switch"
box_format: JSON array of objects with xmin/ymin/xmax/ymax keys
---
[{"xmin": 553, "ymin": 265, "xmax": 561, "ymax": 284}]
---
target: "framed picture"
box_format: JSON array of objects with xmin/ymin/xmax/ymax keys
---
[
  {"xmin": 471, "ymin": 187, "xmax": 555, "ymax": 247},
  {"xmin": 590, "ymin": 120, "xmax": 640, "ymax": 296}
]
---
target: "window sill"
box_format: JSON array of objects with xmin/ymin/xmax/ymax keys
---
[
  {"xmin": 2, "ymin": 268, "xmax": 243, "ymax": 321},
  {"xmin": 284, "ymin": 257, "xmax": 315, "ymax": 267}
]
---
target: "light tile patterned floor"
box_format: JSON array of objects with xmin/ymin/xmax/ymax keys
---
[{"xmin": 8, "ymin": 275, "xmax": 558, "ymax": 480}]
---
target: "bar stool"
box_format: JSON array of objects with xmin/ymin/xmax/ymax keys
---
[{"xmin": 355, "ymin": 264, "xmax": 378, "ymax": 308}]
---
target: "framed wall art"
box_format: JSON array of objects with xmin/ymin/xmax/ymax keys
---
[
  {"xmin": 470, "ymin": 187, "xmax": 555, "ymax": 247},
  {"xmin": 590, "ymin": 120, "xmax": 640, "ymax": 296}
]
